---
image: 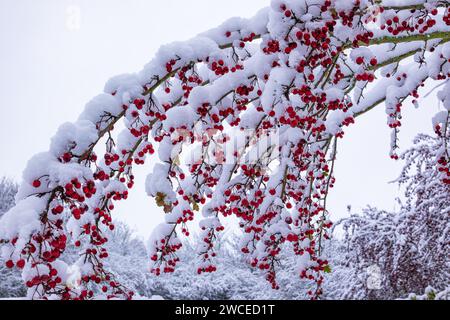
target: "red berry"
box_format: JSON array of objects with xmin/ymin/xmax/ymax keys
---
[
  {"xmin": 16, "ymin": 259, "xmax": 25, "ymax": 269},
  {"xmin": 32, "ymin": 180, "xmax": 41, "ymax": 188},
  {"xmin": 62, "ymin": 152, "xmax": 72, "ymax": 163},
  {"xmin": 5, "ymin": 260, "xmax": 14, "ymax": 269}
]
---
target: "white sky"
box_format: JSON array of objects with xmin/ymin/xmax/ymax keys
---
[{"xmin": 0, "ymin": 0, "xmax": 440, "ymax": 239}]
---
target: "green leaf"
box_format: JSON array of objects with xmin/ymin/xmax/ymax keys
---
[
  {"xmin": 427, "ymin": 291, "xmax": 436, "ymax": 300},
  {"xmin": 323, "ymin": 265, "xmax": 331, "ymax": 273}
]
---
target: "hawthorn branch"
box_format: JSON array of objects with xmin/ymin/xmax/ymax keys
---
[
  {"xmin": 365, "ymin": 31, "xmax": 450, "ymax": 47},
  {"xmin": 374, "ymin": 0, "xmax": 449, "ymax": 11}
]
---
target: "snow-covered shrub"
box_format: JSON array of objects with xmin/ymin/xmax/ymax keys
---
[{"xmin": 405, "ymin": 286, "xmax": 450, "ymax": 300}]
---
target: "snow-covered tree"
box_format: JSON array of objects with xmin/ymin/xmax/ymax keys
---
[
  {"xmin": 330, "ymin": 135, "xmax": 449, "ymax": 299},
  {"xmin": 148, "ymin": 234, "xmax": 313, "ymax": 300},
  {"xmin": 0, "ymin": 178, "xmax": 24, "ymax": 298},
  {"xmin": 101, "ymin": 222, "xmax": 152, "ymax": 298},
  {"xmin": 0, "ymin": 178, "xmax": 18, "ymax": 217},
  {"xmin": 148, "ymin": 238, "xmax": 275, "ymax": 300},
  {"xmin": 0, "ymin": 0, "xmax": 449, "ymax": 299}
]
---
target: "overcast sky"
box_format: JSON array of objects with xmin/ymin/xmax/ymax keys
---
[{"xmin": 0, "ymin": 0, "xmax": 440, "ymax": 239}]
